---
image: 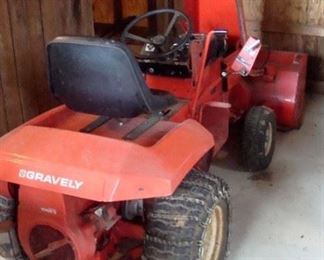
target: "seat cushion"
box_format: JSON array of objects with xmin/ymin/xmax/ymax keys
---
[{"xmin": 47, "ymin": 36, "xmax": 174, "ymax": 118}]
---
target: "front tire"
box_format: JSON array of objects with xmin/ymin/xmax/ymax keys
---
[
  {"xmin": 242, "ymin": 106, "xmax": 276, "ymax": 171},
  {"xmin": 144, "ymin": 169, "xmax": 230, "ymax": 260}
]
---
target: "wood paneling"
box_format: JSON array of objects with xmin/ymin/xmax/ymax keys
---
[
  {"xmin": 263, "ymin": 0, "xmax": 324, "ymax": 27},
  {"xmin": 0, "ymin": 75, "xmax": 7, "ymax": 134},
  {"xmin": 0, "ymin": 0, "xmax": 93, "ymax": 135},
  {"xmin": 93, "ymin": 0, "xmax": 147, "ymax": 25},
  {"xmin": 93, "ymin": 0, "xmax": 114, "ymax": 24},
  {"xmin": 242, "ymin": 0, "xmax": 265, "ymax": 39},
  {"xmin": 41, "ymin": 0, "xmax": 94, "ymax": 42},
  {"xmin": 122, "ymin": 0, "xmax": 147, "ymax": 17},
  {"xmin": 243, "ymin": 0, "xmax": 324, "ymax": 82},
  {"xmin": 262, "ymin": 0, "xmax": 324, "ymax": 82},
  {"xmin": 0, "ymin": 0, "xmax": 23, "ymax": 132},
  {"xmin": 8, "ymin": 0, "xmax": 41, "ymax": 120},
  {"xmin": 243, "ymin": 0, "xmax": 265, "ymax": 21}
]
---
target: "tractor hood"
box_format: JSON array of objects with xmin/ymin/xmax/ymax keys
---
[{"xmin": 0, "ymin": 117, "xmax": 214, "ymax": 202}]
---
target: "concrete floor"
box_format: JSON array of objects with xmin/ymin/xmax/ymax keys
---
[{"xmin": 212, "ymin": 94, "xmax": 324, "ymax": 260}]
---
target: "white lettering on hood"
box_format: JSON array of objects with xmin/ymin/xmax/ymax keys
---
[{"xmin": 18, "ymin": 169, "xmax": 84, "ymax": 190}]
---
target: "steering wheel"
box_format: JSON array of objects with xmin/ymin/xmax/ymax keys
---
[{"xmin": 121, "ymin": 9, "xmax": 193, "ymax": 59}]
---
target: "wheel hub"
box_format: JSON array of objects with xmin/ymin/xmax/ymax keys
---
[
  {"xmin": 264, "ymin": 122, "xmax": 273, "ymax": 156},
  {"xmin": 150, "ymin": 35, "xmax": 166, "ymax": 46},
  {"xmin": 201, "ymin": 206, "xmax": 225, "ymax": 260}
]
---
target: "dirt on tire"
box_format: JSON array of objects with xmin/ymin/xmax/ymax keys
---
[{"xmin": 144, "ymin": 169, "xmax": 230, "ymax": 260}]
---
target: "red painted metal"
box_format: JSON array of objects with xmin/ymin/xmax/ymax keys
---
[
  {"xmin": 184, "ymin": 0, "xmax": 241, "ymax": 42},
  {"xmin": 0, "ymin": 0, "xmax": 308, "ymax": 258},
  {"xmin": 0, "ymin": 112, "xmax": 214, "ymax": 202},
  {"xmin": 250, "ymin": 51, "xmax": 308, "ymax": 129},
  {"xmin": 199, "ymin": 102, "xmax": 231, "ymax": 153},
  {"xmin": 223, "ymin": 47, "xmax": 308, "ymax": 129},
  {"xmin": 191, "ymin": 31, "xmax": 224, "ymax": 116}
]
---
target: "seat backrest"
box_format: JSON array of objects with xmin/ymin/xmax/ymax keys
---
[{"xmin": 47, "ymin": 36, "xmax": 159, "ymax": 118}]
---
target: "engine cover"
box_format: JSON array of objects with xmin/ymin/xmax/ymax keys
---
[{"xmin": 17, "ymin": 186, "xmax": 105, "ymax": 259}]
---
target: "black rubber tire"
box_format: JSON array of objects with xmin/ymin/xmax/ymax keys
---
[
  {"xmin": 144, "ymin": 169, "xmax": 230, "ymax": 260},
  {"xmin": 242, "ymin": 106, "xmax": 276, "ymax": 171}
]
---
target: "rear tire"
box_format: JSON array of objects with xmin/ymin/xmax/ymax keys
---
[
  {"xmin": 144, "ymin": 169, "xmax": 229, "ymax": 260},
  {"xmin": 242, "ymin": 106, "xmax": 276, "ymax": 171}
]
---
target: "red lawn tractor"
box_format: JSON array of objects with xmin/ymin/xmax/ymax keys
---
[{"xmin": 0, "ymin": 1, "xmax": 307, "ymax": 259}]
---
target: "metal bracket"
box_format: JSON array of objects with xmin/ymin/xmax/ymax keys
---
[
  {"xmin": 123, "ymin": 101, "xmax": 186, "ymax": 141},
  {"xmin": 80, "ymin": 116, "xmax": 110, "ymax": 133}
]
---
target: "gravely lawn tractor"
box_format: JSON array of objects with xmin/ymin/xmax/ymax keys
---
[{"xmin": 0, "ymin": 1, "xmax": 307, "ymax": 259}]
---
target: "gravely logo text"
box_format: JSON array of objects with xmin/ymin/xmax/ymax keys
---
[{"xmin": 18, "ymin": 169, "xmax": 84, "ymax": 190}]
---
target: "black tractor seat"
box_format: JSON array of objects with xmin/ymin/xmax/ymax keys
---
[{"xmin": 47, "ymin": 36, "xmax": 176, "ymax": 118}]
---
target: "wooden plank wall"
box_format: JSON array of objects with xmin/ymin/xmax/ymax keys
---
[
  {"xmin": 0, "ymin": 0, "xmax": 93, "ymax": 135},
  {"xmin": 93, "ymin": 0, "xmax": 178, "ymax": 24},
  {"xmin": 243, "ymin": 0, "xmax": 324, "ymax": 86},
  {"xmin": 93, "ymin": 0, "xmax": 148, "ymax": 24}
]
